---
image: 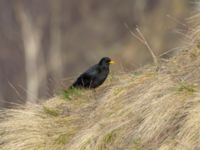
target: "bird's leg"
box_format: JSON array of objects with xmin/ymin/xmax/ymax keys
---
[
  {"xmin": 89, "ymin": 80, "xmax": 93, "ymax": 89},
  {"xmin": 93, "ymin": 89, "xmax": 97, "ymax": 100}
]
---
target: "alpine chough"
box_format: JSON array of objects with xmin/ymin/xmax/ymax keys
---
[{"xmin": 70, "ymin": 57, "xmax": 115, "ymax": 89}]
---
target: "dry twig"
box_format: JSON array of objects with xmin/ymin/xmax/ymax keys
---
[{"xmin": 124, "ymin": 23, "xmax": 159, "ymax": 66}]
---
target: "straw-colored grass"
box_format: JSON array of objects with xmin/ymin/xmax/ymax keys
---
[{"xmin": 1, "ymin": 27, "xmax": 200, "ymax": 150}]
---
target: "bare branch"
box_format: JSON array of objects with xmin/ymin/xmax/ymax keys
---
[
  {"xmin": 124, "ymin": 23, "xmax": 158, "ymax": 66},
  {"xmin": 124, "ymin": 23, "xmax": 144, "ymax": 44},
  {"xmin": 14, "ymin": 2, "xmax": 46, "ymax": 103},
  {"xmin": 135, "ymin": 26, "xmax": 159, "ymax": 65}
]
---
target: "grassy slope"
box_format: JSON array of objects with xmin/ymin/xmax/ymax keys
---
[{"xmin": 1, "ymin": 30, "xmax": 200, "ymax": 150}]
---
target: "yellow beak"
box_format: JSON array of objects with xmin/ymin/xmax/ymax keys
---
[{"xmin": 109, "ymin": 60, "xmax": 115, "ymax": 64}]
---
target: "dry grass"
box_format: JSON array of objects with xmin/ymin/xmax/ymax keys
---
[{"xmin": 1, "ymin": 27, "xmax": 200, "ymax": 150}]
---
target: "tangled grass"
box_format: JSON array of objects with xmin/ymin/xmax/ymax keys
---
[{"xmin": 1, "ymin": 24, "xmax": 200, "ymax": 150}]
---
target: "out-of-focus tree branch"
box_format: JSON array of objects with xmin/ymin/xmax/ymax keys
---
[{"xmin": 14, "ymin": 1, "xmax": 46, "ymax": 103}]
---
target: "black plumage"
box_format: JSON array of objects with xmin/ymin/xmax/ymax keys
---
[{"xmin": 70, "ymin": 57, "xmax": 115, "ymax": 89}]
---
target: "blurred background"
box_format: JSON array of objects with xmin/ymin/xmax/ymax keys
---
[{"xmin": 0, "ymin": 0, "xmax": 195, "ymax": 107}]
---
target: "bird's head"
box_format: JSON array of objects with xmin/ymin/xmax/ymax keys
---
[{"xmin": 99, "ymin": 57, "xmax": 115, "ymax": 66}]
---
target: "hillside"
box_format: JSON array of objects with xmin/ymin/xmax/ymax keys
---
[
  {"xmin": 0, "ymin": 0, "xmax": 190, "ymax": 105},
  {"xmin": 1, "ymin": 27, "xmax": 200, "ymax": 149}
]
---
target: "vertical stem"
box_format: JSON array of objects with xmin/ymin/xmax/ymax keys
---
[{"xmin": 15, "ymin": 2, "xmax": 44, "ymax": 103}]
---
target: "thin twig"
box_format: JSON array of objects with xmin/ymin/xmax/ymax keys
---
[
  {"xmin": 17, "ymin": 85, "xmax": 39, "ymax": 102},
  {"xmin": 159, "ymin": 47, "xmax": 179, "ymax": 57},
  {"xmin": 135, "ymin": 26, "xmax": 159, "ymax": 65},
  {"xmin": 166, "ymin": 14, "xmax": 187, "ymax": 27},
  {"xmin": 124, "ymin": 23, "xmax": 144, "ymax": 43},
  {"xmin": 174, "ymin": 30, "xmax": 192, "ymax": 40},
  {"xmin": 8, "ymin": 81, "xmax": 24, "ymax": 101},
  {"xmin": 124, "ymin": 23, "xmax": 159, "ymax": 66}
]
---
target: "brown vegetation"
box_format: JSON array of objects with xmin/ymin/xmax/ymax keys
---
[
  {"xmin": 1, "ymin": 22, "xmax": 200, "ymax": 150},
  {"xmin": 0, "ymin": 0, "xmax": 191, "ymax": 106}
]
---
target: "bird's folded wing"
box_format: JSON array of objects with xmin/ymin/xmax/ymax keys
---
[{"xmin": 84, "ymin": 64, "xmax": 99, "ymax": 77}]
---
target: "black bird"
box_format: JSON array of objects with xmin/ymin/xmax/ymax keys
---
[{"xmin": 70, "ymin": 57, "xmax": 115, "ymax": 89}]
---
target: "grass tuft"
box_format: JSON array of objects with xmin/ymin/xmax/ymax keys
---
[
  {"xmin": 133, "ymin": 138, "xmax": 142, "ymax": 150},
  {"xmin": 177, "ymin": 82, "xmax": 197, "ymax": 93},
  {"xmin": 43, "ymin": 106, "xmax": 60, "ymax": 117},
  {"xmin": 55, "ymin": 133, "xmax": 69, "ymax": 145},
  {"xmin": 63, "ymin": 88, "xmax": 81, "ymax": 100},
  {"xmin": 2, "ymin": 24, "xmax": 200, "ymax": 150},
  {"xmin": 98, "ymin": 131, "xmax": 117, "ymax": 150},
  {"xmin": 103, "ymin": 131, "xmax": 116, "ymax": 145}
]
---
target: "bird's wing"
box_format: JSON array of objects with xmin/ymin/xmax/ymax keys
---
[
  {"xmin": 72, "ymin": 64, "xmax": 99, "ymax": 88},
  {"xmin": 84, "ymin": 64, "xmax": 100, "ymax": 77}
]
